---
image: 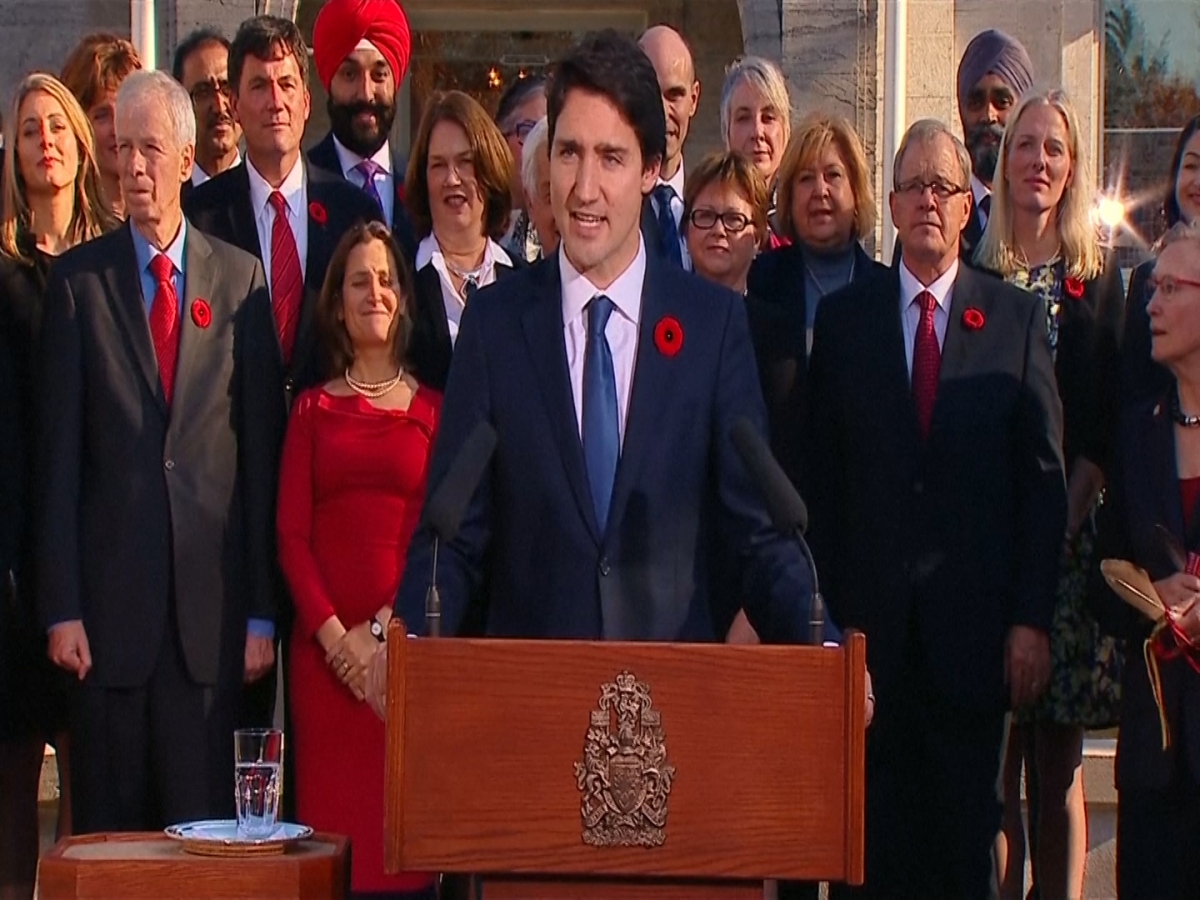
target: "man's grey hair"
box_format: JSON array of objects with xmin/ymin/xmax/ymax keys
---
[
  {"xmin": 520, "ymin": 116, "xmax": 549, "ymax": 201},
  {"xmin": 892, "ymin": 119, "xmax": 972, "ymax": 189},
  {"xmin": 116, "ymin": 69, "xmax": 196, "ymax": 150},
  {"xmin": 1154, "ymin": 220, "xmax": 1200, "ymax": 257}
]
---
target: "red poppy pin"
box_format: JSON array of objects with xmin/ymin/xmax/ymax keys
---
[
  {"xmin": 308, "ymin": 201, "xmax": 328, "ymax": 225},
  {"xmin": 1063, "ymin": 277, "xmax": 1085, "ymax": 299},
  {"xmin": 191, "ymin": 298, "xmax": 212, "ymax": 329},
  {"xmin": 962, "ymin": 307, "xmax": 986, "ymax": 331},
  {"xmin": 396, "ymin": 183, "xmax": 406, "ymax": 203},
  {"xmin": 654, "ymin": 316, "xmax": 684, "ymax": 357}
]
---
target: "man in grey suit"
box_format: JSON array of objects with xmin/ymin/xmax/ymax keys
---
[{"xmin": 36, "ymin": 70, "xmax": 283, "ymax": 832}]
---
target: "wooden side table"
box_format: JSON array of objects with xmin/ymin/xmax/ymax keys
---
[{"xmin": 38, "ymin": 832, "xmax": 350, "ymax": 900}]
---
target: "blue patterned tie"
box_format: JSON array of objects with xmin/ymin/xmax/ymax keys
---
[
  {"xmin": 583, "ymin": 295, "xmax": 620, "ymax": 529},
  {"xmin": 354, "ymin": 159, "xmax": 384, "ymax": 211},
  {"xmin": 652, "ymin": 183, "xmax": 683, "ymax": 267}
]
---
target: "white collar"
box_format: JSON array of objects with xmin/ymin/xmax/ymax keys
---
[
  {"xmin": 416, "ymin": 234, "xmax": 512, "ymax": 277},
  {"xmin": 560, "ymin": 238, "xmax": 646, "ymax": 327},
  {"xmin": 657, "ymin": 158, "xmax": 686, "ymax": 199},
  {"xmin": 899, "ymin": 257, "xmax": 958, "ymax": 312},
  {"xmin": 192, "ymin": 150, "xmax": 242, "ymax": 187},
  {"xmin": 332, "ymin": 136, "xmax": 392, "ymax": 179},
  {"xmin": 970, "ymin": 174, "xmax": 991, "ymax": 209},
  {"xmin": 246, "ymin": 155, "xmax": 306, "ymax": 218}
]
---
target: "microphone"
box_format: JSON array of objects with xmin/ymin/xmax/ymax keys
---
[
  {"xmin": 730, "ymin": 417, "xmax": 825, "ymax": 646},
  {"xmin": 421, "ymin": 420, "xmax": 498, "ymax": 637}
]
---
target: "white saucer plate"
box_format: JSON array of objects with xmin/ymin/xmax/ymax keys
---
[{"xmin": 164, "ymin": 820, "xmax": 314, "ymax": 857}]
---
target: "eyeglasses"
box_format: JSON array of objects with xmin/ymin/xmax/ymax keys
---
[
  {"xmin": 1149, "ymin": 275, "xmax": 1200, "ymax": 298},
  {"xmin": 189, "ymin": 80, "xmax": 232, "ymax": 104},
  {"xmin": 895, "ymin": 179, "xmax": 968, "ymax": 200},
  {"xmin": 503, "ymin": 119, "xmax": 538, "ymax": 147},
  {"xmin": 688, "ymin": 208, "xmax": 752, "ymax": 233}
]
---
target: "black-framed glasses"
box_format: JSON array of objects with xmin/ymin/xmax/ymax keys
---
[
  {"xmin": 895, "ymin": 179, "xmax": 968, "ymax": 200},
  {"xmin": 189, "ymin": 80, "xmax": 232, "ymax": 104},
  {"xmin": 1149, "ymin": 275, "xmax": 1200, "ymax": 298},
  {"xmin": 689, "ymin": 208, "xmax": 752, "ymax": 233},
  {"xmin": 503, "ymin": 119, "xmax": 538, "ymax": 146}
]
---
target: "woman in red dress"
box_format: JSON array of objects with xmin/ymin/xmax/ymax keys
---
[{"xmin": 277, "ymin": 221, "xmax": 437, "ymax": 899}]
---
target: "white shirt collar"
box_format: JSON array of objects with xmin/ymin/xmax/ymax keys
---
[
  {"xmin": 192, "ymin": 150, "xmax": 242, "ymax": 187},
  {"xmin": 899, "ymin": 257, "xmax": 959, "ymax": 313},
  {"xmin": 416, "ymin": 235, "xmax": 512, "ymax": 274},
  {"xmin": 657, "ymin": 158, "xmax": 686, "ymax": 199},
  {"xmin": 246, "ymin": 155, "xmax": 306, "ymax": 219},
  {"xmin": 560, "ymin": 238, "xmax": 647, "ymax": 327},
  {"xmin": 971, "ymin": 174, "xmax": 991, "ymax": 210},
  {"xmin": 332, "ymin": 136, "xmax": 392, "ymax": 179}
]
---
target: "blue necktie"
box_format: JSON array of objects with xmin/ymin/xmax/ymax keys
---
[
  {"xmin": 652, "ymin": 183, "xmax": 683, "ymax": 267},
  {"xmin": 582, "ymin": 295, "xmax": 620, "ymax": 529}
]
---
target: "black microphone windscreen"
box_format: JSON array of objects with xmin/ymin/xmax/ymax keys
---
[
  {"xmin": 425, "ymin": 420, "xmax": 498, "ymax": 543},
  {"xmin": 730, "ymin": 417, "xmax": 808, "ymax": 534}
]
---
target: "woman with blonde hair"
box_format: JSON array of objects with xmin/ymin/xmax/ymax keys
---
[
  {"xmin": 976, "ymin": 86, "xmax": 1125, "ymax": 900},
  {"xmin": 0, "ymin": 71, "xmax": 115, "ymax": 899}
]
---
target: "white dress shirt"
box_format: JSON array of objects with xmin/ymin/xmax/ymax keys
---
[
  {"xmin": 971, "ymin": 174, "xmax": 992, "ymax": 229},
  {"xmin": 650, "ymin": 160, "xmax": 691, "ymax": 270},
  {"xmin": 333, "ymin": 136, "xmax": 394, "ymax": 225},
  {"xmin": 415, "ymin": 235, "xmax": 512, "ymax": 346},
  {"xmin": 899, "ymin": 258, "xmax": 958, "ymax": 378},
  {"xmin": 246, "ymin": 156, "xmax": 308, "ymax": 289},
  {"xmin": 191, "ymin": 150, "xmax": 241, "ymax": 188},
  {"xmin": 562, "ymin": 240, "xmax": 646, "ymax": 445}
]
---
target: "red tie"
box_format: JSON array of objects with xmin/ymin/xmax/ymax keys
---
[
  {"xmin": 268, "ymin": 191, "xmax": 303, "ymax": 363},
  {"xmin": 912, "ymin": 290, "xmax": 941, "ymax": 440},
  {"xmin": 148, "ymin": 253, "xmax": 179, "ymax": 404}
]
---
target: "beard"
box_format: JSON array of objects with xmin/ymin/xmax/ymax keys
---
[
  {"xmin": 328, "ymin": 97, "xmax": 396, "ymax": 158},
  {"xmin": 965, "ymin": 122, "xmax": 1004, "ymax": 184}
]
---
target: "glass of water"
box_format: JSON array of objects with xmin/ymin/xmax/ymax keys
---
[{"xmin": 234, "ymin": 728, "xmax": 283, "ymax": 839}]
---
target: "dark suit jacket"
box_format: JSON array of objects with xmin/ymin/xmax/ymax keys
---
[
  {"xmin": 34, "ymin": 223, "xmax": 282, "ymax": 689},
  {"xmin": 184, "ymin": 161, "xmax": 383, "ymax": 403},
  {"xmin": 640, "ymin": 193, "xmax": 664, "ymax": 260},
  {"xmin": 307, "ymin": 132, "xmax": 417, "ymax": 263},
  {"xmin": 396, "ymin": 252, "xmax": 820, "ymax": 642},
  {"xmin": 1092, "ymin": 397, "xmax": 1200, "ymax": 788},
  {"xmin": 1119, "ymin": 259, "xmax": 1170, "ymax": 406},
  {"xmin": 745, "ymin": 241, "xmax": 876, "ymax": 485},
  {"xmin": 408, "ymin": 254, "xmax": 523, "ymax": 393},
  {"xmin": 0, "ymin": 273, "xmax": 28, "ymax": 740},
  {"xmin": 803, "ymin": 263, "xmax": 1067, "ymax": 711}
]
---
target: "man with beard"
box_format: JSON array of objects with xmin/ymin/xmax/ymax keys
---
[
  {"xmin": 638, "ymin": 25, "xmax": 699, "ymax": 269},
  {"xmin": 308, "ymin": 0, "xmax": 417, "ymax": 261},
  {"xmin": 956, "ymin": 29, "xmax": 1034, "ymax": 258},
  {"xmin": 173, "ymin": 28, "xmax": 242, "ymax": 201}
]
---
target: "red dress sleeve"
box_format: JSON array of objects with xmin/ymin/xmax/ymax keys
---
[{"xmin": 276, "ymin": 390, "xmax": 339, "ymax": 640}]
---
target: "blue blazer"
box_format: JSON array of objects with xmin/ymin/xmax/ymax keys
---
[{"xmin": 396, "ymin": 251, "xmax": 822, "ymax": 642}]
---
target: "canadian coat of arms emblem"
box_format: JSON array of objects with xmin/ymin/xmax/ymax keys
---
[{"xmin": 574, "ymin": 671, "xmax": 675, "ymax": 847}]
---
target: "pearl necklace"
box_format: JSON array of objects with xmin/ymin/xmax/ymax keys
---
[
  {"xmin": 1172, "ymin": 390, "xmax": 1200, "ymax": 428},
  {"xmin": 344, "ymin": 367, "xmax": 404, "ymax": 399}
]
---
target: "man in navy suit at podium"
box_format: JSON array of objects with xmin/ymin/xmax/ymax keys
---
[{"xmin": 395, "ymin": 30, "xmax": 829, "ymax": 646}]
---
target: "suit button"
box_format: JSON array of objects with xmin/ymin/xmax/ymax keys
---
[
  {"xmin": 164, "ymin": 459, "xmax": 175, "ymax": 471},
  {"xmin": 284, "ymin": 377, "xmax": 295, "ymax": 394},
  {"xmin": 599, "ymin": 558, "xmax": 611, "ymax": 577},
  {"xmin": 912, "ymin": 480, "xmax": 924, "ymax": 495}
]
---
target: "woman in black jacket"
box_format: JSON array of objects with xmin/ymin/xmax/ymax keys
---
[{"xmin": 0, "ymin": 72, "xmax": 114, "ymax": 896}]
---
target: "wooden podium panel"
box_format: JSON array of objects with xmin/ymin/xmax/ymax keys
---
[
  {"xmin": 386, "ymin": 633, "xmax": 866, "ymax": 885},
  {"xmin": 38, "ymin": 832, "xmax": 350, "ymax": 900}
]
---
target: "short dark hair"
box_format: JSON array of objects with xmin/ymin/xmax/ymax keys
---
[
  {"xmin": 546, "ymin": 30, "xmax": 666, "ymax": 172},
  {"xmin": 172, "ymin": 28, "xmax": 230, "ymax": 83},
  {"xmin": 495, "ymin": 74, "xmax": 547, "ymax": 130},
  {"xmin": 1166, "ymin": 115, "xmax": 1200, "ymax": 228},
  {"xmin": 405, "ymin": 91, "xmax": 515, "ymax": 241},
  {"xmin": 229, "ymin": 16, "xmax": 309, "ymax": 95},
  {"xmin": 317, "ymin": 221, "xmax": 415, "ymax": 376}
]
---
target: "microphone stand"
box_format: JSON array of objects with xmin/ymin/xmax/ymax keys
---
[
  {"xmin": 425, "ymin": 534, "xmax": 442, "ymax": 638},
  {"xmin": 789, "ymin": 524, "xmax": 825, "ymax": 647}
]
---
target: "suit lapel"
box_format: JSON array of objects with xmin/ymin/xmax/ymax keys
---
[
  {"xmin": 226, "ymin": 165, "xmax": 261, "ymax": 259},
  {"xmin": 104, "ymin": 224, "xmax": 167, "ymax": 415},
  {"xmin": 877, "ymin": 268, "xmax": 922, "ymax": 451},
  {"xmin": 521, "ymin": 257, "xmax": 601, "ymax": 543},
  {"xmin": 931, "ymin": 266, "xmax": 972, "ymax": 417},
  {"xmin": 605, "ymin": 257, "xmax": 676, "ymax": 541},
  {"xmin": 170, "ymin": 229, "xmax": 217, "ymax": 418},
  {"xmin": 292, "ymin": 172, "xmax": 328, "ymax": 379}
]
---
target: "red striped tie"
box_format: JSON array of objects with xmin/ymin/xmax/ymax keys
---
[
  {"xmin": 268, "ymin": 191, "xmax": 303, "ymax": 363},
  {"xmin": 911, "ymin": 290, "xmax": 941, "ymax": 440},
  {"xmin": 148, "ymin": 253, "xmax": 179, "ymax": 404}
]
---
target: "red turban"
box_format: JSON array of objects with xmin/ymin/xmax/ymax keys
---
[{"xmin": 312, "ymin": 0, "xmax": 412, "ymax": 92}]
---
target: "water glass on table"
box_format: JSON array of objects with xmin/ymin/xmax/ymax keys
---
[{"xmin": 234, "ymin": 728, "xmax": 283, "ymax": 839}]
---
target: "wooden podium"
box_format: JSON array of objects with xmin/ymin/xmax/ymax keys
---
[{"xmin": 384, "ymin": 625, "xmax": 866, "ymax": 899}]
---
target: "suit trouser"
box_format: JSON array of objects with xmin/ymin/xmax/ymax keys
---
[
  {"xmin": 69, "ymin": 620, "xmax": 239, "ymax": 833},
  {"xmin": 831, "ymin": 634, "xmax": 1008, "ymax": 900},
  {"xmin": 1116, "ymin": 749, "xmax": 1200, "ymax": 900}
]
